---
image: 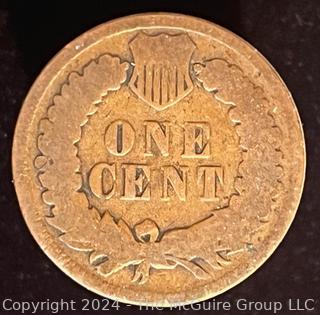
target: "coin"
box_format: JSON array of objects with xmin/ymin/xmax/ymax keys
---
[{"xmin": 12, "ymin": 13, "xmax": 305, "ymax": 306}]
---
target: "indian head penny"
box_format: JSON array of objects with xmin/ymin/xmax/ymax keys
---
[{"xmin": 12, "ymin": 13, "xmax": 305, "ymax": 306}]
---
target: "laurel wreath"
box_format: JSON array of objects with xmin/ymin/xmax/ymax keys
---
[{"xmin": 35, "ymin": 54, "xmax": 283, "ymax": 283}]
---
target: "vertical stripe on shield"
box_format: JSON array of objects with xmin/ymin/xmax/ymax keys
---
[{"xmin": 131, "ymin": 63, "xmax": 191, "ymax": 107}]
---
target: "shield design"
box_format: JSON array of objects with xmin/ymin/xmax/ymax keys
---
[{"xmin": 129, "ymin": 32, "xmax": 196, "ymax": 110}]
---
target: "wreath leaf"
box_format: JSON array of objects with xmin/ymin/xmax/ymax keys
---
[
  {"xmin": 60, "ymin": 230, "xmax": 94, "ymax": 252},
  {"xmin": 89, "ymin": 250, "xmax": 108, "ymax": 266}
]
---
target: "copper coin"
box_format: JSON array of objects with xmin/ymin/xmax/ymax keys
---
[{"xmin": 12, "ymin": 13, "xmax": 305, "ymax": 306}]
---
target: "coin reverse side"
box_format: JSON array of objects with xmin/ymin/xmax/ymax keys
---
[{"xmin": 12, "ymin": 13, "xmax": 305, "ymax": 306}]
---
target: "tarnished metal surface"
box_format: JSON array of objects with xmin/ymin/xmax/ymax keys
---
[{"xmin": 12, "ymin": 13, "xmax": 305, "ymax": 306}]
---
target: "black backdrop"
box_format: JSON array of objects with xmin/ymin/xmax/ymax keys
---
[{"xmin": 0, "ymin": 1, "xmax": 319, "ymax": 314}]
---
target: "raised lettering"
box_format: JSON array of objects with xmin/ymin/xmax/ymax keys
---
[
  {"xmin": 198, "ymin": 166, "xmax": 224, "ymax": 201},
  {"xmin": 104, "ymin": 120, "xmax": 135, "ymax": 156},
  {"xmin": 121, "ymin": 164, "xmax": 150, "ymax": 200},
  {"xmin": 162, "ymin": 166, "xmax": 188, "ymax": 201},
  {"xmin": 144, "ymin": 121, "xmax": 170, "ymax": 156},
  {"xmin": 183, "ymin": 122, "xmax": 210, "ymax": 158},
  {"xmin": 89, "ymin": 163, "xmax": 116, "ymax": 199}
]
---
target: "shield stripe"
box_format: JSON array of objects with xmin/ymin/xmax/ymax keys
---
[
  {"xmin": 145, "ymin": 63, "xmax": 153, "ymax": 101},
  {"xmin": 130, "ymin": 63, "xmax": 192, "ymax": 108},
  {"xmin": 153, "ymin": 64, "xmax": 161, "ymax": 104},
  {"xmin": 161, "ymin": 66, "xmax": 168, "ymax": 105},
  {"xmin": 168, "ymin": 64, "xmax": 176, "ymax": 102},
  {"xmin": 177, "ymin": 69, "xmax": 185, "ymax": 97}
]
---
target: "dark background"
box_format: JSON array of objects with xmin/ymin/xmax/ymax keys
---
[{"xmin": 0, "ymin": 0, "xmax": 319, "ymax": 314}]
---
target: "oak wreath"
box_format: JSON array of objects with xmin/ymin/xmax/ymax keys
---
[{"xmin": 35, "ymin": 53, "xmax": 282, "ymax": 284}]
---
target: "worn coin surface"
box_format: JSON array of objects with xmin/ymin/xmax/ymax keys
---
[{"xmin": 12, "ymin": 13, "xmax": 305, "ymax": 306}]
